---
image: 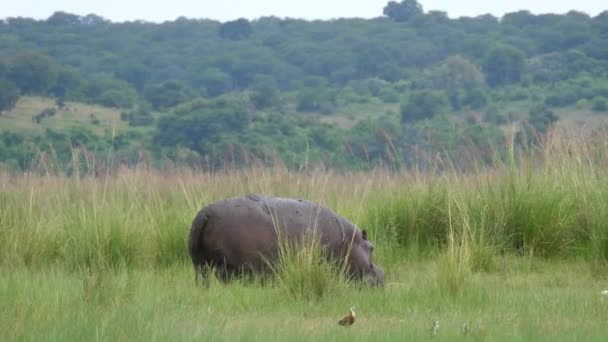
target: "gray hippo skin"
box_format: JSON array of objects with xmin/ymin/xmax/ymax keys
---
[{"xmin": 188, "ymin": 194, "xmax": 385, "ymax": 287}]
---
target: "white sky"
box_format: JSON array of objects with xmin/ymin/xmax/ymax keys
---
[{"xmin": 1, "ymin": 0, "xmax": 606, "ymax": 23}]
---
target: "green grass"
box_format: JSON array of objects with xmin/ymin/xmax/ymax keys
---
[
  {"xmin": 0, "ymin": 96, "xmax": 161, "ymax": 136},
  {"xmin": 0, "ymin": 96, "xmax": 123, "ymax": 134},
  {"xmin": 2, "ymin": 259, "xmax": 608, "ymax": 341},
  {"xmin": 3, "ymin": 133, "xmax": 608, "ymax": 340}
]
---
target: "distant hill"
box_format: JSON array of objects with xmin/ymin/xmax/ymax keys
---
[{"xmin": 1, "ymin": 1, "xmax": 608, "ymax": 171}]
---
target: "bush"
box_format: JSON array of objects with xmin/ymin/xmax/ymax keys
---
[
  {"xmin": 400, "ymin": 90, "xmax": 449, "ymax": 123},
  {"xmin": 121, "ymin": 104, "xmax": 154, "ymax": 126},
  {"xmin": 0, "ymin": 79, "xmax": 20, "ymax": 112},
  {"xmin": 32, "ymin": 107, "xmax": 57, "ymax": 123},
  {"xmin": 591, "ymin": 96, "xmax": 608, "ymax": 112},
  {"xmin": 98, "ymin": 90, "xmax": 136, "ymax": 108},
  {"xmin": 378, "ymin": 87, "xmax": 400, "ymax": 103}
]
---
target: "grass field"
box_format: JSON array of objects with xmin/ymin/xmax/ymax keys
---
[
  {"xmin": 0, "ymin": 97, "xmax": 123, "ymax": 134},
  {"xmin": 0, "ymin": 96, "xmax": 161, "ymax": 136},
  {"xmin": 3, "ymin": 133, "xmax": 608, "ymax": 340},
  {"xmin": 3, "ymin": 259, "xmax": 608, "ymax": 341}
]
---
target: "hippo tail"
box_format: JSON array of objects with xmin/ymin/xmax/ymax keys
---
[{"xmin": 188, "ymin": 209, "xmax": 209, "ymax": 264}]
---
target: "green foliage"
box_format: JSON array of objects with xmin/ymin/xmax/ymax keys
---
[
  {"xmin": 197, "ymin": 68, "xmax": 233, "ymax": 97},
  {"xmin": 462, "ymin": 87, "xmax": 488, "ymax": 110},
  {"xmin": 426, "ymin": 56, "xmax": 486, "ymax": 90},
  {"xmin": 144, "ymin": 80, "xmax": 195, "ymax": 110},
  {"xmin": 249, "ymin": 75, "xmax": 281, "ymax": 110},
  {"xmin": 0, "ymin": 79, "xmax": 20, "ymax": 112},
  {"xmin": 296, "ymin": 87, "xmax": 336, "ymax": 114},
  {"xmin": 343, "ymin": 116, "xmax": 402, "ymax": 169},
  {"xmin": 218, "ymin": 18, "xmax": 253, "ymax": 40},
  {"xmin": 0, "ymin": 131, "xmax": 36, "ymax": 169},
  {"xmin": 377, "ymin": 87, "xmax": 400, "ymax": 103},
  {"xmin": 98, "ymin": 89, "xmax": 136, "ymax": 108},
  {"xmin": 544, "ymin": 77, "xmax": 608, "ymax": 107},
  {"xmin": 400, "ymin": 90, "xmax": 449, "ymax": 123},
  {"xmin": 154, "ymin": 97, "xmax": 250, "ymax": 157},
  {"xmin": 32, "ymin": 107, "xmax": 57, "ymax": 124},
  {"xmin": 46, "ymin": 11, "xmax": 81, "ymax": 25},
  {"xmin": 51, "ymin": 66, "xmax": 82, "ymax": 98},
  {"xmin": 120, "ymin": 103, "xmax": 154, "ymax": 126},
  {"xmin": 0, "ymin": 58, "xmax": 7, "ymax": 79},
  {"xmin": 383, "ymin": 0, "xmax": 424, "ymax": 22},
  {"xmin": 0, "ymin": 10, "xmax": 607, "ymax": 172},
  {"xmin": 78, "ymin": 74, "xmax": 137, "ymax": 108},
  {"xmin": 267, "ymin": 229, "xmax": 350, "ymax": 302},
  {"xmin": 527, "ymin": 50, "xmax": 607, "ymax": 84},
  {"xmin": 7, "ymin": 51, "xmax": 59, "ymax": 94},
  {"xmin": 483, "ymin": 104, "xmax": 509, "ymax": 125},
  {"xmin": 591, "ymin": 96, "xmax": 608, "ymax": 112},
  {"xmin": 482, "ymin": 46, "xmax": 526, "ymax": 87},
  {"xmin": 528, "ymin": 103, "xmax": 558, "ymax": 134}
]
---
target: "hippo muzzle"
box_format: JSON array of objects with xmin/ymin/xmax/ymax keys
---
[{"xmin": 365, "ymin": 264, "xmax": 385, "ymax": 287}]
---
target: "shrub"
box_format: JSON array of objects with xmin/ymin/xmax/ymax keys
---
[{"xmin": 591, "ymin": 96, "xmax": 608, "ymax": 112}]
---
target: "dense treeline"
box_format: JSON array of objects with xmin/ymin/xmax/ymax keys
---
[{"xmin": 1, "ymin": 1, "xmax": 608, "ymax": 170}]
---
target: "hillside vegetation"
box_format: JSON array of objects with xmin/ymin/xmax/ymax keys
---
[{"xmin": 1, "ymin": 1, "xmax": 608, "ymax": 171}]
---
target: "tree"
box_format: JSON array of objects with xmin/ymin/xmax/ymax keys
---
[
  {"xmin": 502, "ymin": 10, "xmax": 535, "ymax": 29},
  {"xmin": 98, "ymin": 89, "xmax": 136, "ymax": 108},
  {"xmin": 46, "ymin": 11, "xmax": 81, "ymax": 26},
  {"xmin": 249, "ymin": 75, "xmax": 281, "ymax": 110},
  {"xmin": 400, "ymin": 90, "xmax": 449, "ymax": 123},
  {"xmin": 198, "ymin": 68, "xmax": 234, "ymax": 97},
  {"xmin": 296, "ymin": 87, "xmax": 336, "ymax": 114},
  {"xmin": 424, "ymin": 55, "xmax": 486, "ymax": 109},
  {"xmin": 383, "ymin": 0, "xmax": 424, "ymax": 22},
  {"xmin": 50, "ymin": 66, "xmax": 82, "ymax": 98},
  {"xmin": 116, "ymin": 61, "xmax": 148, "ymax": 92},
  {"xmin": 218, "ymin": 19, "xmax": 252, "ymax": 40},
  {"xmin": 154, "ymin": 97, "xmax": 250, "ymax": 155},
  {"xmin": 482, "ymin": 46, "xmax": 526, "ymax": 87},
  {"xmin": 592, "ymin": 96, "xmax": 608, "ymax": 112},
  {"xmin": 462, "ymin": 87, "xmax": 488, "ymax": 110},
  {"xmin": 427, "ymin": 56, "xmax": 485, "ymax": 90},
  {"xmin": 121, "ymin": 102, "xmax": 154, "ymax": 126},
  {"xmin": 8, "ymin": 52, "xmax": 58, "ymax": 94},
  {"xmin": 527, "ymin": 50, "xmax": 601, "ymax": 84},
  {"xmin": 80, "ymin": 74, "xmax": 137, "ymax": 108},
  {"xmin": 0, "ymin": 79, "xmax": 20, "ymax": 112},
  {"xmin": 144, "ymin": 80, "xmax": 196, "ymax": 110},
  {"xmin": 529, "ymin": 103, "xmax": 558, "ymax": 134}
]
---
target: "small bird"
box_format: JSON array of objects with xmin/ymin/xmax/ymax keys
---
[
  {"xmin": 338, "ymin": 306, "xmax": 356, "ymax": 327},
  {"xmin": 432, "ymin": 320, "xmax": 440, "ymax": 335}
]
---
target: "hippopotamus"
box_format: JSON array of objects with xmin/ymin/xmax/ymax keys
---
[{"xmin": 188, "ymin": 194, "xmax": 385, "ymax": 287}]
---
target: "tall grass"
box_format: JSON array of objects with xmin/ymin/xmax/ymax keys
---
[
  {"xmin": 2, "ymin": 129, "xmax": 608, "ymax": 275},
  {"xmin": 267, "ymin": 229, "xmax": 352, "ymax": 301}
]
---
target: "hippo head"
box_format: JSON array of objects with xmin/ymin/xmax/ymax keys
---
[
  {"xmin": 352, "ymin": 229, "xmax": 385, "ymax": 287},
  {"xmin": 366, "ymin": 263, "xmax": 385, "ymax": 287}
]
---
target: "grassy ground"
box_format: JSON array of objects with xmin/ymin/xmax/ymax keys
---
[
  {"xmin": 0, "ymin": 96, "xmax": 160, "ymax": 136},
  {"xmin": 2, "ymin": 259, "xmax": 608, "ymax": 341},
  {"xmin": 0, "ymin": 96, "xmax": 122, "ymax": 134},
  {"xmin": 3, "ymin": 96, "xmax": 606, "ymax": 137}
]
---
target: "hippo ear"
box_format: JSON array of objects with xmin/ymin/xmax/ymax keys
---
[{"xmin": 361, "ymin": 230, "xmax": 368, "ymax": 240}]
